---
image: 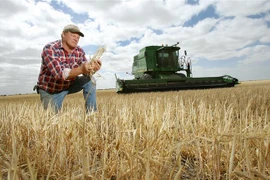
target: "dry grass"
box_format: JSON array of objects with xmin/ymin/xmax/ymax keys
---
[{"xmin": 0, "ymin": 80, "xmax": 270, "ymax": 179}]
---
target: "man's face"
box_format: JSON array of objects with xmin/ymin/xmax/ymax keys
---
[{"xmin": 62, "ymin": 31, "xmax": 80, "ymax": 49}]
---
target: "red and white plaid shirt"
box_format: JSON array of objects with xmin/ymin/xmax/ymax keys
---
[{"xmin": 37, "ymin": 40, "xmax": 87, "ymax": 93}]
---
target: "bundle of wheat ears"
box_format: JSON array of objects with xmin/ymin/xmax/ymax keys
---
[{"xmin": 87, "ymin": 46, "xmax": 106, "ymax": 77}]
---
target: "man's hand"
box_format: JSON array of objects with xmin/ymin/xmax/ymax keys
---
[
  {"xmin": 66, "ymin": 61, "xmax": 102, "ymax": 80},
  {"xmin": 91, "ymin": 59, "xmax": 102, "ymax": 72},
  {"xmin": 81, "ymin": 60, "xmax": 102, "ymax": 76},
  {"xmin": 81, "ymin": 63, "xmax": 94, "ymax": 75}
]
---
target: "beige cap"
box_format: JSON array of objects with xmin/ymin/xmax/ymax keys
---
[{"xmin": 63, "ymin": 24, "xmax": 84, "ymax": 37}]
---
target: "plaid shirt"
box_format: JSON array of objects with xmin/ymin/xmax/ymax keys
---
[{"xmin": 37, "ymin": 40, "xmax": 87, "ymax": 93}]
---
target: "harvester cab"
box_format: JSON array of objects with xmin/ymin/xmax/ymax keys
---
[
  {"xmin": 131, "ymin": 42, "xmax": 190, "ymax": 80},
  {"xmin": 115, "ymin": 43, "xmax": 238, "ymax": 93}
]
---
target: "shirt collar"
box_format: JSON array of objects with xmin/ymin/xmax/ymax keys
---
[{"xmin": 59, "ymin": 39, "xmax": 78, "ymax": 53}]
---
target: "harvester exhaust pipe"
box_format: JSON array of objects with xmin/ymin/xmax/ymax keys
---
[
  {"xmin": 172, "ymin": 42, "xmax": 179, "ymax": 47},
  {"xmin": 158, "ymin": 42, "xmax": 180, "ymax": 51}
]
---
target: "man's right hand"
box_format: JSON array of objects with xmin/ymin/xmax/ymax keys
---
[
  {"xmin": 81, "ymin": 63, "xmax": 95, "ymax": 75},
  {"xmin": 66, "ymin": 63, "xmax": 94, "ymax": 80}
]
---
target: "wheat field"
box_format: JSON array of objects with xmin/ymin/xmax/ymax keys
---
[{"xmin": 0, "ymin": 80, "xmax": 269, "ymax": 180}]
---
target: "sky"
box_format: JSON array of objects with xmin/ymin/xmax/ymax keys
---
[{"xmin": 0, "ymin": 0, "xmax": 269, "ymax": 95}]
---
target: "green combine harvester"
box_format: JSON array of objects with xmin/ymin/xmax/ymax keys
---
[{"xmin": 115, "ymin": 42, "xmax": 239, "ymax": 93}]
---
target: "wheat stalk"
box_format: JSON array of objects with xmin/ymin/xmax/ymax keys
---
[
  {"xmin": 84, "ymin": 46, "xmax": 106, "ymax": 109},
  {"xmin": 88, "ymin": 46, "xmax": 106, "ymax": 78}
]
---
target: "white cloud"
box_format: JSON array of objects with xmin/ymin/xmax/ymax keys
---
[
  {"xmin": 237, "ymin": 45, "xmax": 270, "ymax": 64},
  {"xmin": 215, "ymin": 0, "xmax": 270, "ymax": 17},
  {"xmin": 181, "ymin": 16, "xmax": 270, "ymax": 61}
]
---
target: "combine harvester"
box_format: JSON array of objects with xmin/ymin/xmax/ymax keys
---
[{"xmin": 115, "ymin": 42, "xmax": 238, "ymax": 93}]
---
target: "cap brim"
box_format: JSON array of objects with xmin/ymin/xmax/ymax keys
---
[{"xmin": 69, "ymin": 29, "xmax": 84, "ymax": 37}]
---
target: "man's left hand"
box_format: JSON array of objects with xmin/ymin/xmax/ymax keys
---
[{"xmin": 91, "ymin": 59, "xmax": 102, "ymax": 72}]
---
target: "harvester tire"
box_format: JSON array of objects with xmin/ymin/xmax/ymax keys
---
[
  {"xmin": 140, "ymin": 73, "xmax": 152, "ymax": 80},
  {"xmin": 177, "ymin": 73, "xmax": 186, "ymax": 78}
]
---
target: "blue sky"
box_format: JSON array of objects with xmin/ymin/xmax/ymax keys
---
[{"xmin": 0, "ymin": 0, "xmax": 269, "ymax": 95}]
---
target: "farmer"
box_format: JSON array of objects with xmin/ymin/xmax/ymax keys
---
[{"xmin": 34, "ymin": 24, "xmax": 102, "ymax": 113}]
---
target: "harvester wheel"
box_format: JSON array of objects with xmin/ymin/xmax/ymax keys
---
[
  {"xmin": 177, "ymin": 73, "xmax": 186, "ymax": 78},
  {"xmin": 140, "ymin": 73, "xmax": 152, "ymax": 80}
]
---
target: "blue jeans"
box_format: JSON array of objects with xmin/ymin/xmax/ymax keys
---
[{"xmin": 39, "ymin": 75, "xmax": 97, "ymax": 113}]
